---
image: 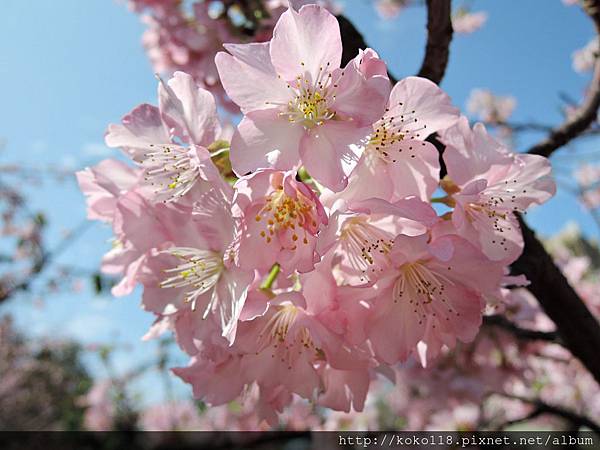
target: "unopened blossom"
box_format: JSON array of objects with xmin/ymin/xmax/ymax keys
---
[
  {"xmin": 216, "ymin": 5, "xmax": 391, "ymax": 191},
  {"xmin": 452, "ymin": 10, "xmax": 488, "ymax": 34},
  {"xmin": 440, "ymin": 117, "xmax": 556, "ymax": 263},
  {"xmin": 466, "ymin": 88, "xmax": 516, "ymax": 124},
  {"xmin": 105, "ymin": 72, "xmax": 222, "ymax": 202},
  {"xmin": 573, "ymin": 38, "xmax": 599, "ymax": 73},
  {"xmin": 367, "ymin": 233, "xmax": 503, "ymax": 365},
  {"xmin": 233, "ymin": 169, "xmax": 328, "ymax": 273}
]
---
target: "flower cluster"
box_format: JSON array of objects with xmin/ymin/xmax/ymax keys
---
[
  {"xmin": 128, "ymin": 0, "xmax": 338, "ymax": 112},
  {"xmin": 466, "ymin": 88, "xmax": 516, "ymax": 124},
  {"xmin": 78, "ymin": 4, "xmax": 555, "ymax": 424},
  {"xmin": 573, "ymin": 37, "xmax": 599, "ymax": 73},
  {"xmin": 451, "ymin": 9, "xmax": 488, "ymax": 35}
]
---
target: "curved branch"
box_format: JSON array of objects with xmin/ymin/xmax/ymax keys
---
[
  {"xmin": 417, "ymin": 0, "xmax": 453, "ymax": 84},
  {"xmin": 511, "ymin": 217, "xmax": 600, "ymax": 386},
  {"xmin": 528, "ymin": 0, "xmax": 600, "ymax": 157},
  {"xmin": 496, "ymin": 394, "xmax": 600, "ymax": 433},
  {"xmin": 483, "ymin": 315, "xmax": 562, "ymax": 344}
]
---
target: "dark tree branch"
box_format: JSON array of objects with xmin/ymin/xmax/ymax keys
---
[
  {"xmin": 496, "ymin": 394, "xmax": 600, "ymax": 433},
  {"xmin": 417, "ymin": 0, "xmax": 453, "ymax": 84},
  {"xmin": 483, "ymin": 315, "xmax": 562, "ymax": 344},
  {"xmin": 528, "ymin": 0, "xmax": 600, "ymax": 157},
  {"xmin": 511, "ymin": 217, "xmax": 600, "ymax": 386}
]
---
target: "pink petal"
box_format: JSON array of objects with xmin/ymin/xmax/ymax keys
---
[
  {"xmin": 215, "ymin": 43, "xmax": 289, "ymax": 114},
  {"xmin": 158, "ymin": 71, "xmax": 221, "ymax": 146},
  {"xmin": 230, "ymin": 109, "xmax": 304, "ymax": 176},
  {"xmin": 269, "ymin": 5, "xmax": 342, "ymax": 82}
]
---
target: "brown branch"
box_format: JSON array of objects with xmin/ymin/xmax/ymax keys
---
[
  {"xmin": 496, "ymin": 394, "xmax": 600, "ymax": 432},
  {"xmin": 483, "ymin": 315, "xmax": 562, "ymax": 344},
  {"xmin": 338, "ymin": 0, "xmax": 453, "ymax": 85},
  {"xmin": 511, "ymin": 217, "xmax": 600, "ymax": 386},
  {"xmin": 417, "ymin": 0, "xmax": 453, "ymax": 84},
  {"xmin": 528, "ymin": 0, "xmax": 600, "ymax": 157}
]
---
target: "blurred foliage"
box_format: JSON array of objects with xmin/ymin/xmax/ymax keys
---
[{"xmin": 0, "ymin": 316, "xmax": 92, "ymax": 430}]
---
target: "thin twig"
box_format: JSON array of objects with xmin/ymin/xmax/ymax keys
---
[
  {"xmin": 496, "ymin": 393, "xmax": 600, "ymax": 433},
  {"xmin": 528, "ymin": 0, "xmax": 600, "ymax": 157},
  {"xmin": 0, "ymin": 220, "xmax": 93, "ymax": 303},
  {"xmin": 483, "ymin": 315, "xmax": 562, "ymax": 344}
]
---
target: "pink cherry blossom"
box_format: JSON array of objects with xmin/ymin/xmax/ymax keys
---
[
  {"xmin": 76, "ymin": 159, "xmax": 141, "ymax": 222},
  {"xmin": 466, "ymin": 88, "xmax": 516, "ymax": 123},
  {"xmin": 233, "ymin": 169, "xmax": 327, "ymax": 274},
  {"xmin": 327, "ymin": 76, "xmax": 459, "ymax": 204},
  {"xmin": 215, "ymin": 5, "xmax": 391, "ymax": 191},
  {"xmin": 105, "ymin": 72, "xmax": 222, "ymax": 202},
  {"xmin": 75, "ymin": 1, "xmax": 564, "ymax": 426},
  {"xmin": 367, "ymin": 233, "xmax": 503, "ymax": 365},
  {"xmin": 576, "ymin": 163, "xmax": 600, "ymax": 187},
  {"xmin": 80, "ymin": 379, "xmax": 115, "ymax": 431},
  {"xmin": 317, "ymin": 196, "xmax": 438, "ymax": 285},
  {"xmin": 374, "ymin": 0, "xmax": 411, "ymax": 19},
  {"xmin": 441, "ymin": 117, "xmax": 556, "ymax": 262},
  {"xmin": 573, "ymin": 38, "xmax": 599, "ymax": 73},
  {"xmin": 139, "ymin": 401, "xmax": 203, "ymax": 431},
  {"xmin": 452, "ymin": 10, "xmax": 488, "ymax": 34}
]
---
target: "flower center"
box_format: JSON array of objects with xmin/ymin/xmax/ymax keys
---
[
  {"xmin": 142, "ymin": 144, "xmax": 198, "ymax": 202},
  {"xmin": 160, "ymin": 247, "xmax": 223, "ymax": 310},
  {"xmin": 258, "ymin": 304, "xmax": 319, "ymax": 369},
  {"xmin": 394, "ymin": 262, "xmax": 458, "ymax": 326},
  {"xmin": 339, "ymin": 217, "xmax": 394, "ymax": 281},
  {"xmin": 367, "ymin": 107, "xmax": 428, "ymax": 162},
  {"xmin": 254, "ymin": 188, "xmax": 317, "ymax": 249},
  {"xmin": 270, "ymin": 63, "xmax": 340, "ymax": 129}
]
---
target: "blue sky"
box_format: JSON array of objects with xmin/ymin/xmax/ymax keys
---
[{"xmin": 0, "ymin": 0, "xmax": 598, "ymax": 403}]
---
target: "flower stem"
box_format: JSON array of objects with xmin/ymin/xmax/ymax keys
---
[{"xmin": 261, "ymin": 263, "xmax": 281, "ymax": 290}]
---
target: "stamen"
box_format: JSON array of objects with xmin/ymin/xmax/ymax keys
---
[
  {"xmin": 275, "ymin": 64, "xmax": 339, "ymax": 129},
  {"xmin": 394, "ymin": 262, "xmax": 458, "ymax": 325},
  {"xmin": 160, "ymin": 247, "xmax": 223, "ymax": 312},
  {"xmin": 142, "ymin": 144, "xmax": 198, "ymax": 202},
  {"xmin": 339, "ymin": 217, "xmax": 394, "ymax": 281},
  {"xmin": 254, "ymin": 187, "xmax": 318, "ymax": 251}
]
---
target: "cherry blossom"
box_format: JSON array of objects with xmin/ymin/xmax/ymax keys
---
[
  {"xmin": 105, "ymin": 72, "xmax": 223, "ymax": 202},
  {"xmin": 466, "ymin": 88, "xmax": 517, "ymax": 124},
  {"xmin": 440, "ymin": 117, "xmax": 556, "ymax": 262},
  {"xmin": 452, "ymin": 10, "xmax": 488, "ymax": 34},
  {"xmin": 215, "ymin": 5, "xmax": 391, "ymax": 190},
  {"xmin": 75, "ymin": 2, "xmax": 560, "ymax": 427}
]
